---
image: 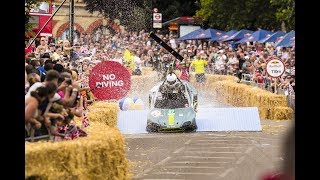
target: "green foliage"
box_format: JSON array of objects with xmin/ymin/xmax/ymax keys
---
[
  {"xmin": 270, "ymin": 0, "xmax": 295, "ymax": 30},
  {"xmin": 25, "ymin": 0, "xmax": 40, "ymax": 34},
  {"xmin": 83, "ymin": 0, "xmax": 198, "ymax": 31},
  {"xmin": 25, "ymin": 0, "xmax": 50, "ymax": 36},
  {"xmin": 195, "ymin": 0, "xmax": 294, "ymax": 31}
]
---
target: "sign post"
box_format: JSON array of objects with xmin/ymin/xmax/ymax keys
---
[
  {"xmin": 89, "ymin": 61, "xmax": 131, "ymax": 100},
  {"xmin": 153, "ymin": 12, "xmax": 162, "ymax": 29},
  {"xmin": 266, "ymin": 59, "xmax": 285, "ymax": 94}
]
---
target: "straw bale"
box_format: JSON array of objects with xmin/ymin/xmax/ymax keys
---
[
  {"xmin": 269, "ymin": 106, "xmax": 293, "ymax": 120},
  {"xmin": 258, "ymin": 107, "xmax": 269, "ymax": 120},
  {"xmin": 129, "ymin": 70, "xmax": 158, "ymax": 96},
  {"xmin": 25, "ymin": 123, "xmax": 129, "ymax": 180},
  {"xmin": 86, "ymin": 102, "xmax": 118, "ymax": 127},
  {"xmin": 261, "ymin": 124, "xmax": 286, "ymax": 134}
]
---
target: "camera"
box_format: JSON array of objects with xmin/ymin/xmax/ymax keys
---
[{"xmin": 65, "ymin": 79, "xmax": 72, "ymax": 85}]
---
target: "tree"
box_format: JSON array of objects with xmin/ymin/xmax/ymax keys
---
[
  {"xmin": 25, "ymin": 0, "xmax": 41, "ymax": 35},
  {"xmin": 83, "ymin": 0, "xmax": 198, "ymax": 31},
  {"xmin": 195, "ymin": 0, "xmax": 281, "ymax": 31},
  {"xmin": 84, "ymin": 0, "xmax": 149, "ymax": 31},
  {"xmin": 270, "ymin": 0, "xmax": 295, "ymax": 31}
]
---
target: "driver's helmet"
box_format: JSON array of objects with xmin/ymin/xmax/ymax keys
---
[{"xmin": 166, "ymin": 73, "xmax": 177, "ymax": 85}]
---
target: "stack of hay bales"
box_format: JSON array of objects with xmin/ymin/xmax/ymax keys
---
[
  {"xmin": 86, "ymin": 101, "xmax": 119, "ymax": 127},
  {"xmin": 26, "ymin": 67, "xmax": 161, "ymax": 179},
  {"xmin": 190, "ymin": 73, "xmax": 293, "ymax": 120},
  {"xmin": 128, "ymin": 67, "xmax": 158, "ymax": 97},
  {"xmin": 25, "ymin": 102, "xmax": 130, "ymax": 179}
]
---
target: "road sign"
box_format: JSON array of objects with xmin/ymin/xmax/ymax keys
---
[
  {"xmin": 153, "ymin": 22, "xmax": 162, "ymax": 28},
  {"xmin": 153, "ymin": 8, "xmax": 158, "ymax": 13},
  {"xmin": 153, "ymin": 13, "xmax": 162, "ymax": 22},
  {"xmin": 89, "ymin": 61, "xmax": 131, "ymax": 100},
  {"xmin": 266, "ymin": 59, "xmax": 285, "ymax": 78},
  {"xmin": 153, "ymin": 13, "xmax": 162, "ymax": 28}
]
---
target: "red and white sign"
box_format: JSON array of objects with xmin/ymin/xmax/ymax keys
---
[
  {"xmin": 89, "ymin": 61, "xmax": 131, "ymax": 100},
  {"xmin": 153, "ymin": 13, "xmax": 162, "ymax": 21},
  {"xmin": 266, "ymin": 59, "xmax": 285, "ymax": 78},
  {"xmin": 153, "ymin": 13, "xmax": 162, "ymax": 28},
  {"xmin": 153, "ymin": 8, "xmax": 158, "ymax": 13}
]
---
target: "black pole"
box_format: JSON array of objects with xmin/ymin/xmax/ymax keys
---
[
  {"xmin": 149, "ymin": 32, "xmax": 183, "ymax": 61},
  {"xmin": 27, "ymin": 0, "xmax": 68, "ymax": 48},
  {"xmin": 69, "ymin": 0, "xmax": 75, "ymax": 59},
  {"xmin": 151, "ymin": 0, "xmax": 153, "ymax": 31}
]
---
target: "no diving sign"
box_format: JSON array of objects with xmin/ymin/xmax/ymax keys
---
[
  {"xmin": 153, "ymin": 13, "xmax": 162, "ymax": 22},
  {"xmin": 266, "ymin": 59, "xmax": 285, "ymax": 78},
  {"xmin": 153, "ymin": 13, "xmax": 162, "ymax": 28}
]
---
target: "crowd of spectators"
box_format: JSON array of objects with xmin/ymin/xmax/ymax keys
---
[{"xmin": 25, "ymin": 27, "xmax": 295, "ymax": 141}]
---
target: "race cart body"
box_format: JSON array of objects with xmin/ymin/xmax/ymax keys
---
[{"xmin": 147, "ymin": 79, "xmax": 198, "ymax": 132}]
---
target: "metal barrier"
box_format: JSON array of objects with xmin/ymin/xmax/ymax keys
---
[{"xmin": 25, "ymin": 123, "xmax": 51, "ymax": 142}]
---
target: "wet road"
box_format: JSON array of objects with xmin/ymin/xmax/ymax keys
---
[
  {"xmin": 125, "ymin": 72, "xmax": 293, "ymax": 179},
  {"xmin": 125, "ymin": 120, "xmax": 292, "ymax": 180}
]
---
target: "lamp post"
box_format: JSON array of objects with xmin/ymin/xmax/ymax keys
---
[{"xmin": 69, "ymin": 0, "xmax": 74, "ymax": 59}]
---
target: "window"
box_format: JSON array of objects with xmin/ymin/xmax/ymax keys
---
[{"xmin": 30, "ymin": 2, "xmax": 50, "ymax": 14}]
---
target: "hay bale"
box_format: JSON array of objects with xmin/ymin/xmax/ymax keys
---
[
  {"xmin": 258, "ymin": 107, "xmax": 269, "ymax": 120},
  {"xmin": 25, "ymin": 123, "xmax": 129, "ymax": 180},
  {"xmin": 138, "ymin": 71, "xmax": 293, "ymax": 120},
  {"xmin": 86, "ymin": 102, "xmax": 118, "ymax": 127},
  {"xmin": 89, "ymin": 101, "xmax": 118, "ymax": 109},
  {"xmin": 269, "ymin": 106, "xmax": 293, "ymax": 120},
  {"xmin": 129, "ymin": 70, "xmax": 158, "ymax": 96}
]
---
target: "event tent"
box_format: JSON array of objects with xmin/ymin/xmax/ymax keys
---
[
  {"xmin": 257, "ymin": 31, "xmax": 286, "ymax": 43},
  {"xmin": 188, "ymin": 28, "xmax": 226, "ymax": 40},
  {"xmin": 222, "ymin": 29, "xmax": 254, "ymax": 42},
  {"xmin": 274, "ymin": 30, "xmax": 295, "ymax": 47},
  {"xmin": 235, "ymin": 30, "xmax": 273, "ymax": 44},
  {"xmin": 210, "ymin": 30, "xmax": 237, "ymax": 41},
  {"xmin": 176, "ymin": 28, "xmax": 205, "ymax": 41}
]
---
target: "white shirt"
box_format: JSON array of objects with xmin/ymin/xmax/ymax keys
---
[
  {"xmin": 133, "ymin": 56, "xmax": 143, "ymax": 70},
  {"xmin": 25, "ymin": 82, "xmax": 61, "ymax": 102},
  {"xmin": 169, "ymin": 39, "xmax": 177, "ymax": 49},
  {"xmin": 111, "ymin": 58, "xmax": 123, "ymax": 65}
]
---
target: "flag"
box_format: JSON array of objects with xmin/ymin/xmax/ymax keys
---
[{"xmin": 82, "ymin": 110, "xmax": 90, "ymax": 128}]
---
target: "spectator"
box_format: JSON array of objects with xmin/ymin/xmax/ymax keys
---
[
  {"xmin": 25, "ymin": 86, "xmax": 49, "ymax": 129},
  {"xmin": 176, "ymin": 53, "xmax": 190, "ymax": 81},
  {"xmin": 190, "ymin": 53, "xmax": 208, "ymax": 86}
]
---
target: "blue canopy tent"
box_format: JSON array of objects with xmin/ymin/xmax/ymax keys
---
[
  {"xmin": 222, "ymin": 29, "xmax": 254, "ymax": 42},
  {"xmin": 235, "ymin": 30, "xmax": 273, "ymax": 44},
  {"xmin": 275, "ymin": 30, "xmax": 295, "ymax": 47},
  {"xmin": 258, "ymin": 31, "xmax": 286, "ymax": 43},
  {"xmin": 176, "ymin": 28, "xmax": 205, "ymax": 41},
  {"xmin": 187, "ymin": 28, "xmax": 225, "ymax": 40},
  {"xmin": 211, "ymin": 30, "xmax": 238, "ymax": 41}
]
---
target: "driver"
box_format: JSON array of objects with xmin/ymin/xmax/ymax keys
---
[{"xmin": 159, "ymin": 73, "xmax": 185, "ymax": 94}]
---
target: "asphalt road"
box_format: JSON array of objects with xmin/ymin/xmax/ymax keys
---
[
  {"xmin": 125, "ymin": 74, "xmax": 294, "ymax": 180},
  {"xmin": 125, "ymin": 120, "xmax": 292, "ymax": 180}
]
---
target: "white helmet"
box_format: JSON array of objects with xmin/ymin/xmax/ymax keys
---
[{"xmin": 166, "ymin": 73, "xmax": 177, "ymax": 83}]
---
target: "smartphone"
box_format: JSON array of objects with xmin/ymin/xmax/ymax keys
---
[{"xmin": 66, "ymin": 79, "xmax": 72, "ymax": 85}]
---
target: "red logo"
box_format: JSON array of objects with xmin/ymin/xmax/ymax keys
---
[
  {"xmin": 220, "ymin": 35, "xmax": 228, "ymax": 40},
  {"xmin": 276, "ymin": 36, "xmax": 283, "ymax": 42},
  {"xmin": 244, "ymin": 33, "xmax": 251, "ymax": 37},
  {"xmin": 197, "ymin": 33, "xmax": 206, "ymax": 38},
  {"xmin": 89, "ymin": 61, "xmax": 131, "ymax": 100},
  {"xmin": 153, "ymin": 8, "xmax": 158, "ymax": 13},
  {"xmin": 216, "ymin": 32, "xmax": 222, "ymax": 35}
]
